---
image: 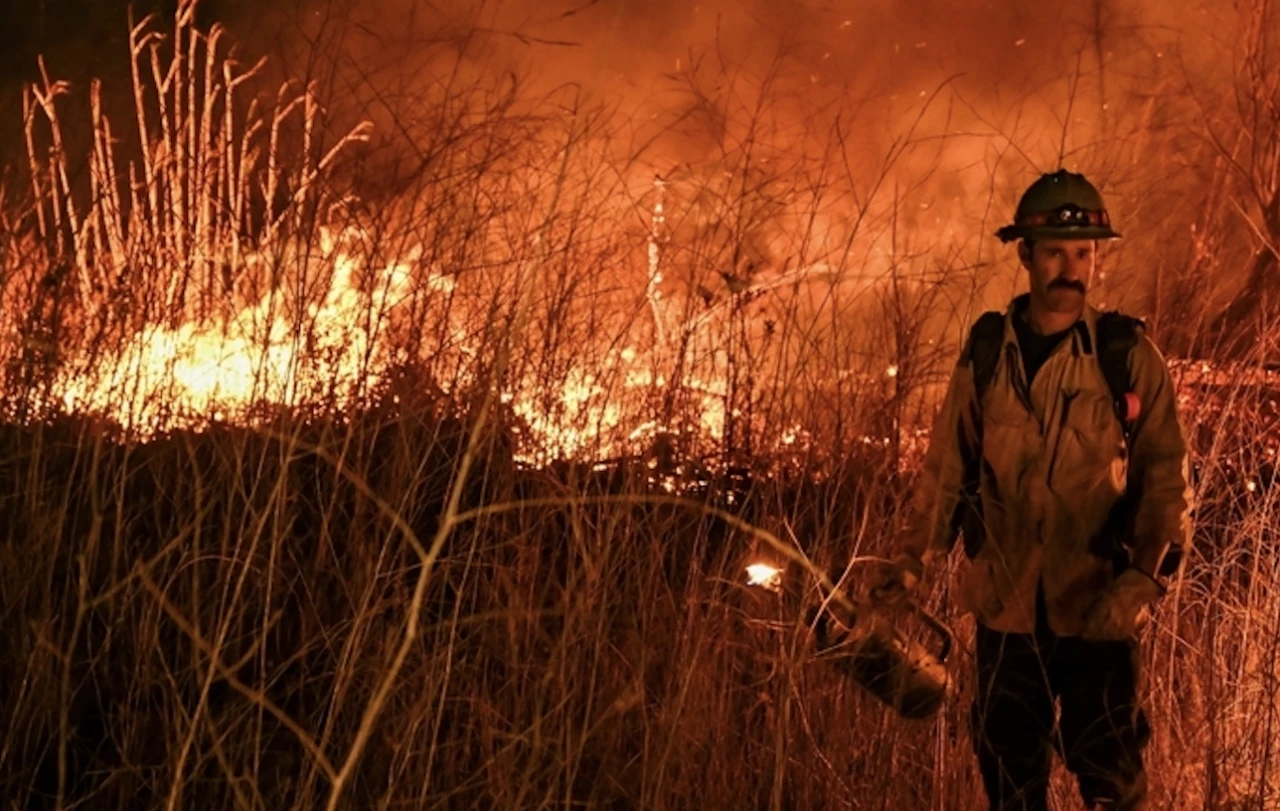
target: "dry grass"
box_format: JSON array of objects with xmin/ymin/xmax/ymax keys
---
[{"xmin": 1, "ymin": 2, "xmax": 1280, "ymax": 810}]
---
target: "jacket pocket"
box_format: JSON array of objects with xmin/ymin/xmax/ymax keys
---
[
  {"xmin": 1049, "ymin": 390, "xmax": 1127, "ymax": 498},
  {"xmin": 980, "ymin": 405, "xmax": 1029, "ymax": 479},
  {"xmin": 980, "ymin": 398, "xmax": 1031, "ymax": 497}
]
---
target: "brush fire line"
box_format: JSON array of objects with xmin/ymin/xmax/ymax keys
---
[{"xmin": 746, "ymin": 562, "xmax": 953, "ymax": 720}]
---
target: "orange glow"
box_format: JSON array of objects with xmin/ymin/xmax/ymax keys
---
[
  {"xmin": 746, "ymin": 563, "xmax": 784, "ymax": 591},
  {"xmin": 54, "ymin": 229, "xmax": 445, "ymax": 433},
  {"xmin": 8, "ymin": 0, "xmax": 1275, "ymax": 477}
]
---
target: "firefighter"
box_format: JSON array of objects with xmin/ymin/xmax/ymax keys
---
[{"xmin": 881, "ymin": 170, "xmax": 1194, "ymax": 810}]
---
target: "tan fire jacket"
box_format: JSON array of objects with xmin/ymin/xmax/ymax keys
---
[{"xmin": 902, "ymin": 297, "xmax": 1194, "ymax": 635}]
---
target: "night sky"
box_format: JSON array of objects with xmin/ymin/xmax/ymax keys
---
[{"xmin": 0, "ymin": 0, "xmax": 275, "ymax": 81}]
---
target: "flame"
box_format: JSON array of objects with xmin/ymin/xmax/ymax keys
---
[
  {"xmin": 746, "ymin": 563, "xmax": 784, "ymax": 591},
  {"xmin": 52, "ymin": 228, "xmax": 452, "ymax": 433},
  {"xmin": 0, "ymin": 6, "xmax": 958, "ymax": 468},
  {"xmin": 33, "ymin": 204, "xmax": 737, "ymax": 465}
]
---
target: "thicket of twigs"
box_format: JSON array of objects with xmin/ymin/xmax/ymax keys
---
[{"xmin": 1, "ymin": 2, "xmax": 1279, "ymax": 809}]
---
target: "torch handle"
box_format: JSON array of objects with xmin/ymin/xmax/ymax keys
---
[{"xmin": 908, "ymin": 601, "xmax": 954, "ymax": 663}]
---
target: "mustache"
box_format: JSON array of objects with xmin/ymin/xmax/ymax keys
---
[{"xmin": 1049, "ymin": 278, "xmax": 1086, "ymax": 293}]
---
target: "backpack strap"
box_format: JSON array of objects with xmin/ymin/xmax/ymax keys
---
[
  {"xmin": 957, "ymin": 311, "xmax": 1003, "ymax": 558},
  {"xmin": 967, "ymin": 310, "xmax": 1006, "ymax": 402},
  {"xmin": 1094, "ymin": 311, "xmax": 1145, "ymax": 443},
  {"xmin": 1093, "ymin": 311, "xmax": 1172, "ymax": 575}
]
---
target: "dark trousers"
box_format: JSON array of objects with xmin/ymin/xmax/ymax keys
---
[{"xmin": 971, "ymin": 596, "xmax": 1150, "ymax": 810}]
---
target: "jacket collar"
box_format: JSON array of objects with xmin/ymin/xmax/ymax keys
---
[{"xmin": 1004, "ymin": 293, "xmax": 1102, "ymax": 357}]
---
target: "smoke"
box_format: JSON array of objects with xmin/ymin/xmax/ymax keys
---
[
  {"xmin": 201, "ymin": 0, "xmax": 1233, "ymax": 315},
  {"xmin": 5, "ymin": 1, "xmax": 1209, "ymax": 192},
  {"xmin": 237, "ymin": 1, "xmax": 1202, "ymax": 184},
  {"xmin": 0, "ymin": 0, "xmax": 1231, "ymax": 308},
  {"xmin": 289, "ymin": 0, "xmax": 1184, "ymax": 115}
]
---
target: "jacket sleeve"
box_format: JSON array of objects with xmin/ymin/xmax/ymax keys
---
[
  {"xmin": 1126, "ymin": 333, "xmax": 1194, "ymax": 579},
  {"xmin": 899, "ymin": 343, "xmax": 983, "ymax": 572}
]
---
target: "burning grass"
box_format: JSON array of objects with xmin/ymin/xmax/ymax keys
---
[{"xmin": 3, "ymin": 1, "xmax": 1280, "ymax": 809}]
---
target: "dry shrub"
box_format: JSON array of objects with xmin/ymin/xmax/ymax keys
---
[{"xmin": 2, "ymin": 2, "xmax": 1280, "ymax": 810}]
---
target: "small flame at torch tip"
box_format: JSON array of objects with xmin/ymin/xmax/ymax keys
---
[{"xmin": 746, "ymin": 563, "xmax": 783, "ymax": 591}]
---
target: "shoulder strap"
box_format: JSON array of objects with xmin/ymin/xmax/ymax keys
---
[
  {"xmin": 1093, "ymin": 311, "xmax": 1161, "ymax": 573},
  {"xmin": 958, "ymin": 311, "xmax": 1003, "ymax": 560},
  {"xmin": 967, "ymin": 311, "xmax": 1006, "ymax": 401},
  {"xmin": 1095, "ymin": 311, "xmax": 1144, "ymax": 438}
]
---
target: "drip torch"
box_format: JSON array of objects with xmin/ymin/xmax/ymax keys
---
[{"xmin": 745, "ymin": 560, "xmax": 954, "ymax": 721}]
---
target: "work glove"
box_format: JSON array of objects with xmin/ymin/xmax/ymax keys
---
[
  {"xmin": 870, "ymin": 553, "xmax": 923, "ymax": 608},
  {"xmin": 1080, "ymin": 568, "xmax": 1166, "ymax": 642}
]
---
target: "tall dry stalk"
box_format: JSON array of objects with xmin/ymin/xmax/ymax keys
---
[
  {"xmin": 3, "ymin": 3, "xmax": 1280, "ymax": 811},
  {"xmin": 21, "ymin": 0, "xmax": 371, "ymax": 337}
]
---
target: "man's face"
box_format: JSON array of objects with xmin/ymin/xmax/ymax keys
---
[{"xmin": 1019, "ymin": 238, "xmax": 1096, "ymax": 314}]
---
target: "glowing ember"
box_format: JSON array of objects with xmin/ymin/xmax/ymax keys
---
[{"xmin": 746, "ymin": 563, "xmax": 784, "ymax": 591}]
